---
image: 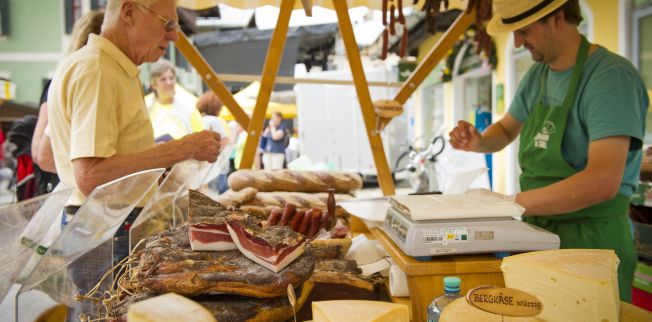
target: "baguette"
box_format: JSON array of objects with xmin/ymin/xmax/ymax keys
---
[
  {"xmin": 214, "ymin": 187, "xmax": 257, "ymax": 208},
  {"xmin": 248, "ymin": 191, "xmax": 353, "ymax": 211},
  {"xmin": 228, "ymin": 170, "xmax": 362, "ymax": 193}
]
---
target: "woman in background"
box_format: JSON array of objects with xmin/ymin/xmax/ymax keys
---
[{"xmin": 145, "ymin": 59, "xmax": 204, "ymax": 142}]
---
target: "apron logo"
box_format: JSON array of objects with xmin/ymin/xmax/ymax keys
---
[{"xmin": 533, "ymin": 121, "xmax": 556, "ymax": 149}]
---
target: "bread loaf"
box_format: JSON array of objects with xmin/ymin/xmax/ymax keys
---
[
  {"xmin": 214, "ymin": 187, "xmax": 257, "ymax": 208},
  {"xmin": 228, "ymin": 170, "xmax": 362, "ymax": 193},
  {"xmin": 248, "ymin": 191, "xmax": 353, "ymax": 211}
]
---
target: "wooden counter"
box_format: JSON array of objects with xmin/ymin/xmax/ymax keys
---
[{"xmin": 370, "ymin": 227, "xmax": 504, "ymax": 322}]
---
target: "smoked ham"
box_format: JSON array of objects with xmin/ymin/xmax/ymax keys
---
[
  {"xmin": 137, "ymin": 226, "xmax": 314, "ymax": 298},
  {"xmin": 226, "ymin": 212, "xmax": 307, "ymax": 273},
  {"xmin": 188, "ymin": 214, "xmax": 237, "ymax": 251},
  {"xmin": 189, "ymin": 189, "xmax": 227, "ymax": 215},
  {"xmin": 112, "ymin": 280, "xmax": 314, "ymax": 322},
  {"xmin": 188, "ymin": 190, "xmax": 236, "ymax": 251}
]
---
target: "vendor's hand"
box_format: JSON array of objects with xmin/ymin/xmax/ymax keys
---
[
  {"xmin": 465, "ymin": 188, "xmax": 516, "ymax": 202},
  {"xmin": 181, "ymin": 130, "xmax": 221, "ymax": 163},
  {"xmin": 449, "ymin": 120, "xmax": 482, "ymax": 152}
]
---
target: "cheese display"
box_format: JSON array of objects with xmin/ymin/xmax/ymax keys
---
[
  {"xmin": 501, "ymin": 249, "xmax": 620, "ymax": 322},
  {"xmin": 126, "ymin": 293, "xmax": 216, "ymax": 322},
  {"xmin": 440, "ymin": 297, "xmax": 538, "ymax": 322},
  {"xmin": 441, "ymin": 296, "xmax": 652, "ymax": 322},
  {"xmin": 312, "ymin": 300, "xmax": 409, "ymax": 322}
]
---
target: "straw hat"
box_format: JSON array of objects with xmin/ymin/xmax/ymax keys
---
[{"xmin": 487, "ymin": 0, "xmax": 569, "ymax": 36}]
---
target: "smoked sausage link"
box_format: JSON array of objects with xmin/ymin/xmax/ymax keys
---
[{"xmin": 279, "ymin": 203, "xmax": 296, "ymax": 226}]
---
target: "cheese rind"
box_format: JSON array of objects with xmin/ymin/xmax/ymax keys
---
[
  {"xmin": 312, "ymin": 300, "xmax": 409, "ymax": 322},
  {"xmin": 127, "ymin": 293, "xmax": 216, "ymax": 322},
  {"xmin": 501, "ymin": 249, "xmax": 620, "ymax": 322}
]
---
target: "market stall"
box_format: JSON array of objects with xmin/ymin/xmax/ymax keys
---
[
  {"xmin": 175, "ymin": 0, "xmax": 482, "ymax": 196},
  {"xmin": 4, "ymin": 0, "xmax": 652, "ymax": 321}
]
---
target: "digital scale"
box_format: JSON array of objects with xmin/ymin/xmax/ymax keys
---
[{"xmin": 384, "ymin": 203, "xmax": 560, "ymax": 257}]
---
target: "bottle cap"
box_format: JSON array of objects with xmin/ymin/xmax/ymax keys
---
[{"xmin": 443, "ymin": 276, "xmax": 461, "ymax": 292}]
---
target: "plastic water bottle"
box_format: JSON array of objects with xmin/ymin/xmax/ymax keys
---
[{"xmin": 426, "ymin": 276, "xmax": 462, "ymax": 322}]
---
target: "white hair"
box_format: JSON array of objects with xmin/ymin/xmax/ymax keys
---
[{"xmin": 102, "ymin": 0, "xmax": 165, "ymax": 30}]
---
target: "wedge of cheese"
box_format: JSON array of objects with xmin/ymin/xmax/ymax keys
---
[
  {"xmin": 312, "ymin": 300, "xmax": 409, "ymax": 322},
  {"xmin": 127, "ymin": 293, "xmax": 216, "ymax": 322},
  {"xmin": 440, "ymin": 298, "xmax": 539, "ymax": 322},
  {"xmin": 501, "ymin": 249, "xmax": 620, "ymax": 322}
]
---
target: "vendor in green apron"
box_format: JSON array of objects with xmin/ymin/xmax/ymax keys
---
[{"xmin": 449, "ymin": 0, "xmax": 649, "ymax": 302}]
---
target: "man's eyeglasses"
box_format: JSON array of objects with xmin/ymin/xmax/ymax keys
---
[{"xmin": 134, "ymin": 2, "xmax": 179, "ymax": 32}]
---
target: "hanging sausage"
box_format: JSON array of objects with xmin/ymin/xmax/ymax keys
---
[
  {"xmin": 380, "ymin": 0, "xmax": 410, "ymax": 59},
  {"xmin": 467, "ymin": 0, "xmax": 494, "ymax": 56}
]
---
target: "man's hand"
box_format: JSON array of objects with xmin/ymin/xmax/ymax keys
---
[
  {"xmin": 180, "ymin": 130, "xmax": 222, "ymax": 163},
  {"xmin": 449, "ymin": 120, "xmax": 482, "ymax": 151}
]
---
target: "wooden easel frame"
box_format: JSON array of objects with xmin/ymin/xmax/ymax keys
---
[{"xmin": 175, "ymin": 1, "xmax": 476, "ymax": 196}]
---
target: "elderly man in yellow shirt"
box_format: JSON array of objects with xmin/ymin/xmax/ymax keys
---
[{"xmin": 47, "ymin": 0, "xmax": 221, "ymax": 287}]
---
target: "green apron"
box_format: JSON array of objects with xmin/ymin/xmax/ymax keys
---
[{"xmin": 518, "ymin": 36, "xmax": 636, "ymax": 302}]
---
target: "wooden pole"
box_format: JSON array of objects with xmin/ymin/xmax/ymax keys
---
[
  {"xmin": 395, "ymin": 8, "xmax": 475, "ymax": 104},
  {"xmin": 175, "ymin": 30, "xmax": 250, "ymax": 129},
  {"xmin": 378, "ymin": 7, "xmax": 476, "ymax": 130},
  {"xmin": 239, "ymin": 0, "xmax": 295, "ymax": 169},
  {"xmin": 333, "ymin": 0, "xmax": 395, "ymax": 196},
  {"xmin": 214, "ymin": 73, "xmax": 403, "ymax": 87}
]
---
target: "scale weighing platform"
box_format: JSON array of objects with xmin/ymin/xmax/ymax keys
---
[{"xmin": 384, "ymin": 204, "xmax": 560, "ymax": 258}]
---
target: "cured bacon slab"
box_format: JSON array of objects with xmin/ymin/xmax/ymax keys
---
[
  {"xmin": 226, "ymin": 212, "xmax": 307, "ymax": 273},
  {"xmin": 188, "ymin": 190, "xmax": 236, "ymax": 251},
  {"xmin": 189, "ymin": 215, "xmax": 237, "ymax": 251},
  {"xmin": 189, "ymin": 189, "xmax": 228, "ymax": 215},
  {"xmin": 138, "ymin": 226, "xmax": 314, "ymax": 298}
]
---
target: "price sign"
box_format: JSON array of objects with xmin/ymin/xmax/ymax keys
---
[{"xmin": 466, "ymin": 285, "xmax": 543, "ymax": 317}]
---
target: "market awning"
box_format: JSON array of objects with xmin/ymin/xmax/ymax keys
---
[
  {"xmin": 173, "ymin": 0, "xmax": 480, "ymax": 196},
  {"xmin": 194, "ymin": 23, "xmax": 339, "ymax": 91}
]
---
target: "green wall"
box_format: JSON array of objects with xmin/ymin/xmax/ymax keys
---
[
  {"xmin": 0, "ymin": 0, "xmax": 63, "ymax": 104},
  {"xmin": 0, "ymin": 61, "xmax": 57, "ymax": 106},
  {"xmin": 0, "ymin": 0, "xmax": 62, "ymax": 52}
]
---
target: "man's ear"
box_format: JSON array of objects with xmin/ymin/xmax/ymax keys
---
[
  {"xmin": 553, "ymin": 9, "xmax": 566, "ymax": 28},
  {"xmin": 120, "ymin": 1, "xmax": 138, "ymax": 27}
]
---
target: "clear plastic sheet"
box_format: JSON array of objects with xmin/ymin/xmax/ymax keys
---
[
  {"xmin": 129, "ymin": 160, "xmax": 218, "ymax": 251},
  {"xmin": 10, "ymin": 168, "xmax": 164, "ymax": 322},
  {"xmin": 0, "ymin": 187, "xmax": 73, "ymax": 302}
]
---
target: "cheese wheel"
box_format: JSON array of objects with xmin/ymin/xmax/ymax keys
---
[
  {"xmin": 127, "ymin": 293, "xmax": 216, "ymax": 322},
  {"xmin": 440, "ymin": 298, "xmax": 539, "ymax": 322},
  {"xmin": 312, "ymin": 300, "xmax": 408, "ymax": 322},
  {"xmin": 501, "ymin": 249, "xmax": 620, "ymax": 322}
]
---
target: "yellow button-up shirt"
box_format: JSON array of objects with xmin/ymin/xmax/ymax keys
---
[{"xmin": 48, "ymin": 34, "xmax": 155, "ymax": 206}]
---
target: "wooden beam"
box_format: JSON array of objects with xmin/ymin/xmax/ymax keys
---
[
  {"xmin": 378, "ymin": 7, "xmax": 476, "ymax": 130},
  {"xmin": 216, "ymin": 73, "xmax": 403, "ymax": 87},
  {"xmin": 301, "ymin": 0, "xmax": 312, "ymax": 16},
  {"xmin": 333, "ymin": 0, "xmax": 395, "ymax": 196},
  {"xmin": 395, "ymin": 8, "xmax": 475, "ymax": 104},
  {"xmin": 175, "ymin": 30, "xmax": 250, "ymax": 129},
  {"xmin": 239, "ymin": 0, "xmax": 295, "ymax": 169}
]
